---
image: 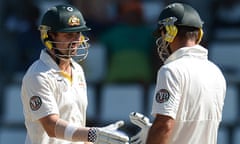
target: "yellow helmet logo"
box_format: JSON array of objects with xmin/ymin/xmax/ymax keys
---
[{"xmin": 68, "ymin": 15, "xmax": 80, "ymax": 26}]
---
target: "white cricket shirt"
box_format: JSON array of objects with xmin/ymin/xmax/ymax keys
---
[
  {"xmin": 21, "ymin": 49, "xmax": 87, "ymax": 144},
  {"xmin": 152, "ymin": 45, "xmax": 226, "ymax": 144}
]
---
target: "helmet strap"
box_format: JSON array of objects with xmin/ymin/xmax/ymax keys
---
[
  {"xmin": 196, "ymin": 28, "xmax": 203, "ymax": 44},
  {"xmin": 54, "ymin": 49, "xmax": 61, "ymax": 65}
]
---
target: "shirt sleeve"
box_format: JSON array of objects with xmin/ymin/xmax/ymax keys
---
[
  {"xmin": 22, "ymin": 72, "xmax": 59, "ymax": 121},
  {"xmin": 151, "ymin": 67, "xmax": 181, "ymax": 119}
]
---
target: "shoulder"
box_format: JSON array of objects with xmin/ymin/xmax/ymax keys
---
[
  {"xmin": 23, "ymin": 60, "xmax": 56, "ymax": 86},
  {"xmin": 159, "ymin": 60, "xmax": 183, "ymax": 75},
  {"xmin": 157, "ymin": 64, "xmax": 181, "ymax": 83}
]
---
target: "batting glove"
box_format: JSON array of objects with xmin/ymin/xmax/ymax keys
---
[
  {"xmin": 129, "ymin": 112, "xmax": 152, "ymax": 144},
  {"xmin": 90, "ymin": 121, "xmax": 129, "ymax": 144}
]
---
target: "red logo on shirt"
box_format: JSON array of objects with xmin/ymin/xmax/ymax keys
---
[{"xmin": 155, "ymin": 89, "xmax": 170, "ymax": 103}]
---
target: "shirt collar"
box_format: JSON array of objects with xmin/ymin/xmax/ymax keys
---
[
  {"xmin": 39, "ymin": 49, "xmax": 75, "ymax": 71},
  {"xmin": 164, "ymin": 45, "xmax": 208, "ymax": 64}
]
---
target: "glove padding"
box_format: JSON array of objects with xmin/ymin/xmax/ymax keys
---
[
  {"xmin": 129, "ymin": 112, "xmax": 152, "ymax": 144},
  {"xmin": 95, "ymin": 120, "xmax": 129, "ymax": 144}
]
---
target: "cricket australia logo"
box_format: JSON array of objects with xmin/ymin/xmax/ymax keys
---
[
  {"xmin": 155, "ymin": 89, "xmax": 170, "ymax": 103},
  {"xmin": 68, "ymin": 15, "xmax": 80, "ymax": 26}
]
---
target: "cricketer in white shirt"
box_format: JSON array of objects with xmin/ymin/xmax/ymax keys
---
[
  {"xmin": 21, "ymin": 49, "xmax": 87, "ymax": 144},
  {"xmin": 152, "ymin": 45, "xmax": 226, "ymax": 144}
]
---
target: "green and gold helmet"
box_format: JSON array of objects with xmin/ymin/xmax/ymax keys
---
[
  {"xmin": 159, "ymin": 3, "xmax": 203, "ymax": 28},
  {"xmin": 39, "ymin": 5, "xmax": 91, "ymax": 62},
  {"xmin": 154, "ymin": 3, "xmax": 204, "ymax": 63},
  {"xmin": 40, "ymin": 4, "xmax": 90, "ymax": 32},
  {"xmin": 153, "ymin": 3, "xmax": 203, "ymax": 37}
]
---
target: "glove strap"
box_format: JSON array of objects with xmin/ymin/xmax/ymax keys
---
[{"xmin": 88, "ymin": 127, "xmax": 97, "ymax": 143}]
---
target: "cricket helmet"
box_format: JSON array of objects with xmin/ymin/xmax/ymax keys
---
[
  {"xmin": 154, "ymin": 3, "xmax": 204, "ymax": 63},
  {"xmin": 153, "ymin": 3, "xmax": 203, "ymax": 37},
  {"xmin": 40, "ymin": 4, "xmax": 90, "ymax": 32},
  {"xmin": 39, "ymin": 4, "xmax": 91, "ymax": 62}
]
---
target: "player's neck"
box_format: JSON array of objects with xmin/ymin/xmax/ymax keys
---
[
  {"xmin": 59, "ymin": 60, "xmax": 72, "ymax": 75},
  {"xmin": 170, "ymin": 39, "xmax": 196, "ymax": 52}
]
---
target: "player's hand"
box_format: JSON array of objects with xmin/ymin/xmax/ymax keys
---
[
  {"xmin": 129, "ymin": 112, "xmax": 152, "ymax": 144},
  {"xmin": 95, "ymin": 121, "xmax": 129, "ymax": 144}
]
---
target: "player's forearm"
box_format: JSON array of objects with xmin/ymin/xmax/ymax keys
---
[
  {"xmin": 146, "ymin": 115, "xmax": 175, "ymax": 144},
  {"xmin": 40, "ymin": 115, "xmax": 129, "ymax": 143},
  {"xmin": 147, "ymin": 125, "xmax": 171, "ymax": 144},
  {"xmin": 54, "ymin": 119, "xmax": 93, "ymax": 142},
  {"xmin": 39, "ymin": 115, "xmax": 90, "ymax": 142}
]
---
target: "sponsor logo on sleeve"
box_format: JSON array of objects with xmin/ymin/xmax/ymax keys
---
[
  {"xmin": 155, "ymin": 89, "xmax": 170, "ymax": 103},
  {"xmin": 29, "ymin": 96, "xmax": 42, "ymax": 111}
]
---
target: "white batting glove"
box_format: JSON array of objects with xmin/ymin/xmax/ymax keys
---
[
  {"xmin": 90, "ymin": 121, "xmax": 129, "ymax": 144},
  {"xmin": 129, "ymin": 112, "xmax": 152, "ymax": 144}
]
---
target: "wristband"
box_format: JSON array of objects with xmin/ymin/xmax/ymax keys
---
[
  {"xmin": 64, "ymin": 123, "xmax": 78, "ymax": 140},
  {"xmin": 55, "ymin": 119, "xmax": 78, "ymax": 141}
]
